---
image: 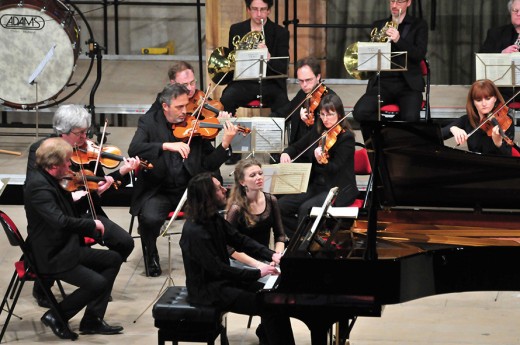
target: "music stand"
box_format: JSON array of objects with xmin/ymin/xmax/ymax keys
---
[
  {"xmin": 355, "ymin": 42, "xmax": 408, "ymax": 121},
  {"xmin": 475, "ymin": 53, "xmax": 520, "ymax": 87},
  {"xmin": 233, "ymin": 49, "xmax": 289, "ymax": 108},
  {"xmin": 133, "ymin": 190, "xmax": 187, "ymax": 323}
]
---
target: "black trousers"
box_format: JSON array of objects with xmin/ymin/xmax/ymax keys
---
[
  {"xmin": 97, "ymin": 215, "xmax": 134, "ymax": 261},
  {"xmin": 220, "ymin": 80, "xmax": 288, "ymax": 115},
  {"xmin": 138, "ymin": 192, "xmax": 184, "ymax": 258},
  {"xmin": 353, "ymin": 77, "xmax": 423, "ymax": 139},
  {"xmin": 51, "ymin": 247, "xmax": 122, "ymax": 321}
]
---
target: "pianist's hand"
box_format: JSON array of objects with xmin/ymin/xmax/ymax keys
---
[
  {"xmin": 271, "ymin": 252, "xmax": 282, "ymax": 264},
  {"xmin": 259, "ymin": 265, "xmax": 280, "ymax": 278},
  {"xmin": 449, "ymin": 126, "xmax": 468, "ymax": 145}
]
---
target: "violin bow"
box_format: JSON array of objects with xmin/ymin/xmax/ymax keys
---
[
  {"xmin": 185, "ymin": 86, "xmax": 213, "ymax": 147},
  {"xmin": 284, "ymin": 81, "xmax": 325, "ymax": 122},
  {"xmin": 465, "ymin": 90, "xmax": 520, "ymax": 141},
  {"xmin": 290, "ymin": 111, "xmax": 352, "ymax": 163},
  {"xmin": 93, "ymin": 119, "xmax": 109, "ymax": 175}
]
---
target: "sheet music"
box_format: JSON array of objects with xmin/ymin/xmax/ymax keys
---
[
  {"xmin": 251, "ymin": 117, "xmax": 284, "ymax": 152},
  {"xmin": 475, "ymin": 53, "xmax": 520, "ymax": 86},
  {"xmin": 262, "ymin": 163, "xmax": 312, "ymax": 194},
  {"xmin": 309, "ymin": 206, "xmax": 359, "ymax": 218},
  {"xmin": 263, "ymin": 273, "xmax": 279, "ymax": 290},
  {"xmin": 234, "ymin": 48, "xmax": 269, "ymax": 81},
  {"xmin": 357, "ymin": 42, "xmax": 391, "ymax": 71}
]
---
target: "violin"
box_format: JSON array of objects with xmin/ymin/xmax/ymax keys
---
[
  {"xmin": 59, "ymin": 169, "xmax": 121, "ymax": 192},
  {"xmin": 187, "ymin": 90, "xmax": 224, "ymax": 118},
  {"xmin": 479, "ymin": 103, "xmax": 513, "ymax": 144},
  {"xmin": 318, "ymin": 124, "xmax": 343, "ymax": 164},
  {"xmin": 172, "ymin": 115, "xmax": 251, "ymax": 141},
  {"xmin": 72, "ymin": 140, "xmax": 153, "ymax": 170},
  {"xmin": 303, "ymin": 84, "xmax": 328, "ymax": 127}
]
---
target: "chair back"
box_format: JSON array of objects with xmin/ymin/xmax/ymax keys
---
[
  {"xmin": 354, "ymin": 148, "xmax": 372, "ymax": 175},
  {"xmin": 0, "ymin": 210, "xmax": 23, "ymax": 247}
]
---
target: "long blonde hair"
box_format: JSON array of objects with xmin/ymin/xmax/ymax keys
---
[{"xmin": 226, "ymin": 158, "xmax": 263, "ymax": 226}]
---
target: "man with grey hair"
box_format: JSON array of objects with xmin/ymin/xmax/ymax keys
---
[
  {"xmin": 480, "ymin": 0, "xmax": 520, "ymax": 100},
  {"xmin": 26, "ymin": 104, "xmax": 137, "ymax": 307},
  {"xmin": 128, "ymin": 83, "xmax": 238, "ymax": 277}
]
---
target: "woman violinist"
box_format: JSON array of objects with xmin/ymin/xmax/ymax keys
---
[
  {"xmin": 442, "ymin": 79, "xmax": 515, "ymax": 155},
  {"xmin": 278, "ymin": 94, "xmax": 359, "ymax": 237}
]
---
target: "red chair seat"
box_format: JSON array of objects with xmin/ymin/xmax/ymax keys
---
[
  {"xmin": 245, "ymin": 100, "xmax": 261, "ymax": 108},
  {"xmin": 348, "ymin": 199, "xmax": 364, "ymax": 208},
  {"xmin": 167, "ymin": 211, "xmax": 185, "ymax": 219},
  {"xmin": 508, "ymin": 102, "xmax": 520, "ymax": 110}
]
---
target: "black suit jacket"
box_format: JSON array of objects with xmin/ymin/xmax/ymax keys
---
[
  {"xmin": 228, "ymin": 18, "xmax": 289, "ymax": 89},
  {"xmin": 480, "ymin": 24, "xmax": 518, "ymax": 53},
  {"xmin": 368, "ymin": 14, "xmax": 428, "ymax": 92},
  {"xmin": 25, "ymin": 168, "xmax": 99, "ymax": 274},
  {"xmin": 128, "ymin": 106, "xmax": 230, "ymax": 216}
]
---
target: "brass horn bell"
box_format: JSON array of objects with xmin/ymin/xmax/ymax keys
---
[{"xmin": 208, "ymin": 46, "xmax": 234, "ymax": 85}]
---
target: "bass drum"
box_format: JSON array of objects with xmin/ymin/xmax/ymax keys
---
[{"xmin": 0, "ymin": 0, "xmax": 80, "ymax": 108}]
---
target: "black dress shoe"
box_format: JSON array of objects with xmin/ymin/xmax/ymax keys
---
[
  {"xmin": 79, "ymin": 317, "xmax": 123, "ymax": 335},
  {"xmin": 41, "ymin": 310, "xmax": 78, "ymax": 340},
  {"xmin": 256, "ymin": 323, "xmax": 269, "ymax": 345},
  {"xmin": 33, "ymin": 291, "xmax": 52, "ymax": 309},
  {"xmin": 147, "ymin": 255, "xmax": 162, "ymax": 277}
]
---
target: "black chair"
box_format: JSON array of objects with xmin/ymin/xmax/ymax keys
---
[
  {"xmin": 0, "ymin": 210, "xmax": 70, "ymax": 342},
  {"xmin": 153, "ymin": 286, "xmax": 228, "ymax": 345}
]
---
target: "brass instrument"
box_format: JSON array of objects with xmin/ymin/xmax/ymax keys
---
[
  {"xmin": 344, "ymin": 10, "xmax": 400, "ymax": 80},
  {"xmin": 208, "ymin": 31, "xmax": 265, "ymax": 84}
]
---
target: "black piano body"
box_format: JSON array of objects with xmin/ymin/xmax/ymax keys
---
[{"xmin": 261, "ymin": 122, "xmax": 520, "ymax": 344}]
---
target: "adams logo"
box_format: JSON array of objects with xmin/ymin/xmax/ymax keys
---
[{"xmin": 0, "ymin": 14, "xmax": 45, "ymax": 30}]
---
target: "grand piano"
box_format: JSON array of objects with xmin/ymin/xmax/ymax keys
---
[{"xmin": 261, "ymin": 122, "xmax": 520, "ymax": 345}]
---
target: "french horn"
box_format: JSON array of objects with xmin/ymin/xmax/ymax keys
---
[
  {"xmin": 344, "ymin": 11, "xmax": 400, "ymax": 80},
  {"xmin": 208, "ymin": 31, "xmax": 265, "ymax": 85}
]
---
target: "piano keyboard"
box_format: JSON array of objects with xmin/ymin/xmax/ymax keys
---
[{"xmin": 263, "ymin": 274, "xmax": 279, "ymax": 290}]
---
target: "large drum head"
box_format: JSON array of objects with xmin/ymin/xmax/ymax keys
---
[{"xmin": 0, "ymin": 0, "xmax": 80, "ymax": 108}]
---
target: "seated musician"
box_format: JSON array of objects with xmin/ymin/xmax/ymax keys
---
[
  {"xmin": 148, "ymin": 61, "xmax": 231, "ymax": 118},
  {"xmin": 180, "ymin": 172, "xmax": 295, "ymax": 345},
  {"xmin": 271, "ymin": 56, "xmax": 336, "ymax": 156},
  {"xmin": 25, "ymin": 137, "xmax": 123, "ymax": 340},
  {"xmin": 226, "ymin": 158, "xmax": 287, "ymax": 269},
  {"xmin": 278, "ymin": 94, "xmax": 359, "ymax": 237},
  {"xmin": 128, "ymin": 84, "xmax": 238, "ymax": 277},
  {"xmin": 441, "ymin": 79, "xmax": 515, "ymax": 155},
  {"xmin": 26, "ymin": 104, "xmax": 136, "ymax": 307},
  {"xmin": 219, "ymin": 0, "xmax": 289, "ymax": 115}
]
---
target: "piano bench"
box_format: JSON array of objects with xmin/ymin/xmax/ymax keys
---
[{"xmin": 152, "ymin": 286, "xmax": 228, "ymax": 345}]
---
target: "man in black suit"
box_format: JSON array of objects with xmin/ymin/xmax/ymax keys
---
[
  {"xmin": 220, "ymin": 0, "xmax": 289, "ymax": 115},
  {"xmin": 128, "ymin": 84, "xmax": 238, "ymax": 277},
  {"xmin": 24, "ymin": 137, "xmax": 123, "ymax": 340},
  {"xmin": 480, "ymin": 0, "xmax": 520, "ymax": 101},
  {"xmin": 353, "ymin": 0, "xmax": 428, "ymax": 135}
]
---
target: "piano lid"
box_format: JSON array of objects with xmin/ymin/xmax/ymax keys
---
[{"xmin": 364, "ymin": 121, "xmax": 520, "ymax": 210}]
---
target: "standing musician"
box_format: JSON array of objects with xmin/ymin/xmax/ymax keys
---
[
  {"xmin": 148, "ymin": 61, "xmax": 232, "ymax": 118},
  {"xmin": 219, "ymin": 0, "xmax": 290, "ymax": 116},
  {"xmin": 271, "ymin": 56, "xmax": 335, "ymax": 149},
  {"xmin": 353, "ymin": 0, "xmax": 428, "ymax": 135},
  {"xmin": 278, "ymin": 94, "xmax": 359, "ymax": 237},
  {"xmin": 128, "ymin": 83, "xmax": 239, "ymax": 277},
  {"xmin": 180, "ymin": 172, "xmax": 295, "ymax": 345},
  {"xmin": 26, "ymin": 104, "xmax": 136, "ymax": 308},
  {"xmin": 441, "ymin": 79, "xmax": 515, "ymax": 156},
  {"xmin": 480, "ymin": 0, "xmax": 520, "ymax": 101},
  {"xmin": 25, "ymin": 137, "xmax": 123, "ymax": 340}
]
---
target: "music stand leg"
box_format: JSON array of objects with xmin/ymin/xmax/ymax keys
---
[{"xmin": 133, "ymin": 233, "xmax": 176, "ymax": 323}]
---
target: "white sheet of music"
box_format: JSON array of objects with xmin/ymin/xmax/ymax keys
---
[{"xmin": 263, "ymin": 271, "xmax": 280, "ymax": 290}]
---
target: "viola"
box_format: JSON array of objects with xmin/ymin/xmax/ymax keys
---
[
  {"xmin": 303, "ymin": 84, "xmax": 328, "ymax": 127},
  {"xmin": 72, "ymin": 140, "xmax": 153, "ymax": 170},
  {"xmin": 318, "ymin": 124, "xmax": 343, "ymax": 164},
  {"xmin": 187, "ymin": 90, "xmax": 224, "ymax": 118},
  {"xmin": 59, "ymin": 169, "xmax": 121, "ymax": 192},
  {"xmin": 172, "ymin": 115, "xmax": 251, "ymax": 141}
]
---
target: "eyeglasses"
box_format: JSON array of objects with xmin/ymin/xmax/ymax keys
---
[
  {"xmin": 320, "ymin": 112, "xmax": 337, "ymax": 118},
  {"xmin": 177, "ymin": 79, "xmax": 197, "ymax": 88},
  {"xmin": 250, "ymin": 6, "xmax": 269, "ymax": 13},
  {"xmin": 69, "ymin": 129, "xmax": 89, "ymax": 137},
  {"xmin": 512, "ymin": 8, "xmax": 520, "ymax": 15},
  {"xmin": 389, "ymin": 0, "xmax": 408, "ymax": 4}
]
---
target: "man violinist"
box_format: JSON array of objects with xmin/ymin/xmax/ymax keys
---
[
  {"xmin": 148, "ymin": 61, "xmax": 231, "ymax": 118},
  {"xmin": 25, "ymin": 137, "xmax": 124, "ymax": 339},
  {"xmin": 128, "ymin": 83, "xmax": 239, "ymax": 277},
  {"xmin": 270, "ymin": 56, "xmax": 336, "ymax": 151},
  {"xmin": 26, "ymin": 104, "xmax": 137, "ymax": 307}
]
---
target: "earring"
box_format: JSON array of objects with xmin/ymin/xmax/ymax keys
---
[{"xmin": 242, "ymin": 185, "xmax": 248, "ymax": 192}]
